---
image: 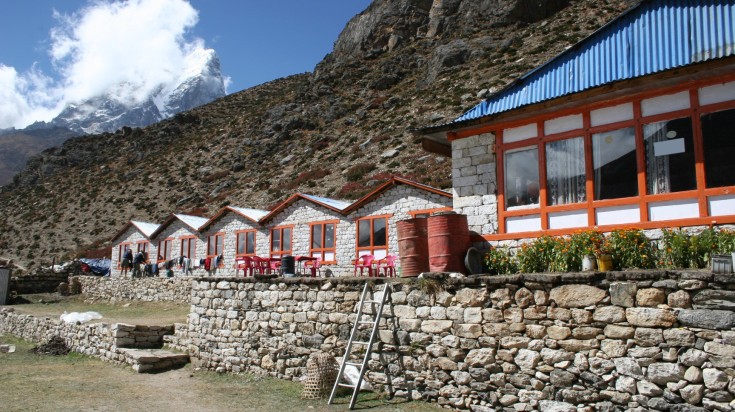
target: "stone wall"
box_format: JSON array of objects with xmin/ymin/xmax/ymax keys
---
[
  {"xmin": 0, "ymin": 308, "xmax": 173, "ymax": 368},
  {"xmin": 11, "ymin": 265, "xmax": 81, "ymax": 294},
  {"xmin": 75, "ymin": 275, "xmax": 192, "ymax": 303},
  {"xmin": 451, "ymin": 132, "xmax": 497, "ymax": 236},
  {"xmin": 111, "ymin": 225, "xmax": 151, "ymax": 278},
  {"xmin": 178, "ymin": 271, "xmax": 735, "ymax": 411}
]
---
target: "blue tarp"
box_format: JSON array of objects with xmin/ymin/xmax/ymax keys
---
[{"xmin": 79, "ymin": 258, "xmax": 111, "ymax": 276}]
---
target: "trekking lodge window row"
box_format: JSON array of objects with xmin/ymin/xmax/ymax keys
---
[
  {"xmin": 495, "ymin": 80, "xmax": 735, "ymax": 236},
  {"xmin": 357, "ymin": 215, "xmax": 389, "ymax": 259},
  {"xmin": 310, "ymin": 221, "xmax": 337, "ymax": 263}
]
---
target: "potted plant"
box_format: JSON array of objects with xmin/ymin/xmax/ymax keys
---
[
  {"xmin": 595, "ymin": 243, "xmax": 613, "ymax": 272},
  {"xmin": 570, "ymin": 230, "xmax": 604, "ymax": 271}
]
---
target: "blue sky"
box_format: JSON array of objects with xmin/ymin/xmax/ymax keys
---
[{"xmin": 0, "ymin": 0, "xmax": 371, "ymax": 128}]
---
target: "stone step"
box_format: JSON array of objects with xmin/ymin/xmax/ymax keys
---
[{"xmin": 117, "ymin": 348, "xmax": 190, "ymax": 373}]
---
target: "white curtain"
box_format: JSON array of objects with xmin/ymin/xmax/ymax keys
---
[
  {"xmin": 546, "ymin": 137, "xmax": 586, "ymax": 205},
  {"xmin": 644, "ymin": 122, "xmax": 670, "ymax": 195}
]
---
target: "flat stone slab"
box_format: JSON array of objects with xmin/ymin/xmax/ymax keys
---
[{"xmin": 117, "ymin": 348, "xmax": 189, "ymax": 373}]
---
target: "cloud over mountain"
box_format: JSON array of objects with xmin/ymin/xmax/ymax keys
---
[{"xmin": 0, "ymin": 0, "xmax": 226, "ymax": 130}]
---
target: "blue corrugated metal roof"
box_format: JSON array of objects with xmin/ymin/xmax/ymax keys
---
[{"xmin": 455, "ymin": 0, "xmax": 735, "ymax": 123}]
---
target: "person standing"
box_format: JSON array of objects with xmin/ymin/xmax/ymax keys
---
[
  {"xmin": 133, "ymin": 250, "xmax": 145, "ymax": 278},
  {"xmin": 122, "ymin": 247, "xmax": 133, "ymax": 277}
]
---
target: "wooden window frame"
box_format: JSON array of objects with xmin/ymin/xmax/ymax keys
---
[
  {"xmin": 180, "ymin": 236, "xmax": 197, "ymax": 260},
  {"xmin": 479, "ymin": 74, "xmax": 735, "ymax": 240},
  {"xmin": 157, "ymin": 238, "xmax": 173, "ymax": 263},
  {"xmin": 270, "ymin": 225, "xmax": 294, "ymax": 258},
  {"xmin": 235, "ymin": 229, "xmax": 257, "ymax": 257},
  {"xmin": 117, "ymin": 242, "xmax": 132, "ymax": 269},
  {"xmin": 356, "ymin": 214, "xmax": 391, "ymax": 258},
  {"xmin": 207, "ymin": 232, "xmax": 225, "ymax": 268},
  {"xmin": 309, "ymin": 220, "xmax": 339, "ymax": 264},
  {"xmin": 136, "ymin": 241, "xmax": 149, "ymax": 263}
]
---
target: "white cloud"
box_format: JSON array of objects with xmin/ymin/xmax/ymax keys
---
[{"xmin": 0, "ymin": 0, "xmax": 213, "ymax": 129}]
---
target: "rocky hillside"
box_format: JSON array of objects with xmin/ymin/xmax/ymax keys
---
[{"xmin": 0, "ymin": 0, "xmax": 633, "ymax": 271}]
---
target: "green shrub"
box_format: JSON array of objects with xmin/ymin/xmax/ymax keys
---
[
  {"xmin": 658, "ymin": 229, "xmax": 692, "ymax": 269},
  {"xmin": 566, "ymin": 230, "xmax": 605, "ymax": 271},
  {"xmin": 483, "ymin": 247, "xmax": 518, "ymax": 275},
  {"xmin": 716, "ymin": 229, "xmax": 735, "ymax": 254},
  {"xmin": 605, "ymin": 229, "xmax": 656, "ymax": 270},
  {"xmin": 517, "ymin": 236, "xmax": 557, "ymax": 273},
  {"xmin": 690, "ymin": 228, "xmax": 718, "ymax": 268}
]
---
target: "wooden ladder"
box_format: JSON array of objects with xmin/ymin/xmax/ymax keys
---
[{"xmin": 328, "ymin": 282, "xmax": 393, "ymax": 409}]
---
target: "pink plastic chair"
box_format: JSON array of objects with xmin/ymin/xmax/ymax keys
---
[
  {"xmin": 235, "ymin": 256, "xmax": 254, "ymax": 277},
  {"xmin": 304, "ymin": 257, "xmax": 322, "ymax": 277},
  {"xmin": 354, "ymin": 254, "xmax": 375, "ymax": 277},
  {"xmin": 377, "ymin": 255, "xmax": 398, "ymax": 277}
]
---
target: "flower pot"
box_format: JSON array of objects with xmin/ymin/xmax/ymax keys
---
[
  {"xmin": 582, "ymin": 255, "xmax": 597, "ymax": 271},
  {"xmin": 597, "ymin": 254, "xmax": 613, "ymax": 272}
]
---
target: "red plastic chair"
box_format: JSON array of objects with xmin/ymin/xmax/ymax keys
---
[
  {"xmin": 269, "ymin": 258, "xmax": 281, "ymax": 275},
  {"xmin": 251, "ymin": 256, "xmax": 268, "ymax": 275},
  {"xmin": 304, "ymin": 257, "xmax": 322, "ymax": 277},
  {"xmin": 354, "ymin": 254, "xmax": 375, "ymax": 277},
  {"xmin": 377, "ymin": 255, "xmax": 398, "ymax": 277},
  {"xmin": 235, "ymin": 256, "xmax": 254, "ymax": 277}
]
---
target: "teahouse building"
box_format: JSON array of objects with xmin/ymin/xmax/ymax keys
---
[
  {"xmin": 420, "ymin": 0, "xmax": 735, "ymax": 243},
  {"xmin": 110, "ymin": 220, "xmax": 160, "ymax": 277},
  {"xmin": 148, "ymin": 213, "xmax": 210, "ymax": 276}
]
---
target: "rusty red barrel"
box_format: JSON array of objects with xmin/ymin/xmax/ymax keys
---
[
  {"xmin": 428, "ymin": 212, "xmax": 470, "ymax": 273},
  {"xmin": 397, "ymin": 218, "xmax": 429, "ymax": 277}
]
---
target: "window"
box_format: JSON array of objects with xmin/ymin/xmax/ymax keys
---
[
  {"xmin": 180, "ymin": 237, "xmax": 196, "ymax": 259},
  {"xmin": 592, "ymin": 127, "xmax": 638, "ymax": 200},
  {"xmin": 505, "ymin": 147, "xmax": 540, "ymax": 208},
  {"xmin": 136, "ymin": 241, "xmax": 149, "ymax": 254},
  {"xmin": 207, "ymin": 233, "xmax": 224, "ymax": 257},
  {"xmin": 643, "ymin": 117, "xmax": 696, "ymax": 194},
  {"xmin": 357, "ymin": 216, "xmax": 388, "ymax": 259},
  {"xmin": 310, "ymin": 222, "xmax": 337, "ymax": 263},
  {"xmin": 236, "ymin": 230, "xmax": 256, "ymax": 256},
  {"xmin": 702, "ymin": 108, "xmax": 735, "ymax": 188},
  {"xmin": 117, "ymin": 243, "xmax": 131, "ymax": 268},
  {"xmin": 546, "ymin": 137, "xmax": 586, "ymax": 205},
  {"xmin": 270, "ymin": 227, "xmax": 292, "ymax": 258},
  {"xmin": 157, "ymin": 239, "xmax": 172, "ymax": 262}
]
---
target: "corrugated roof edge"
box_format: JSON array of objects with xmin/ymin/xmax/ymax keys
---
[{"xmin": 199, "ymin": 205, "xmax": 269, "ymax": 231}]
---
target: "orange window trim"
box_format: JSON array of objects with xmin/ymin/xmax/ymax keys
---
[
  {"xmin": 355, "ymin": 215, "xmax": 390, "ymax": 256},
  {"xmin": 491, "ymin": 79, "xmax": 735, "ymax": 236},
  {"xmin": 157, "ymin": 238, "xmax": 174, "ymax": 263},
  {"xmin": 180, "ymin": 236, "xmax": 197, "ymax": 260},
  {"xmin": 270, "ymin": 225, "xmax": 294, "ymax": 258},
  {"xmin": 235, "ymin": 229, "xmax": 257, "ymax": 257},
  {"xmin": 309, "ymin": 220, "xmax": 339, "ymax": 264}
]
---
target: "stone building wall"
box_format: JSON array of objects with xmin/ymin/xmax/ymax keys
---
[
  {"xmin": 75, "ymin": 275, "xmax": 192, "ymax": 303},
  {"xmin": 151, "ymin": 220, "xmax": 208, "ymax": 277},
  {"xmin": 451, "ymin": 132, "xmax": 497, "ymax": 236},
  {"xmin": 178, "ymin": 271, "xmax": 735, "ymax": 411}
]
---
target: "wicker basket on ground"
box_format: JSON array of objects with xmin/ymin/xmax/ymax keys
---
[{"xmin": 301, "ymin": 352, "xmax": 339, "ymax": 399}]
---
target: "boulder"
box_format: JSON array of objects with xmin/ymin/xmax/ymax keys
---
[{"xmin": 550, "ymin": 285, "xmax": 606, "ymax": 308}]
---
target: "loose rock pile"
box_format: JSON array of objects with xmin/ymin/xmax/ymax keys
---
[{"xmin": 31, "ymin": 336, "xmax": 70, "ymax": 356}]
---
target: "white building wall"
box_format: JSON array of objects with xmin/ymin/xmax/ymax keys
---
[
  {"xmin": 451, "ymin": 132, "xmax": 497, "ymax": 235},
  {"xmin": 152, "ymin": 221, "xmax": 206, "ymax": 277}
]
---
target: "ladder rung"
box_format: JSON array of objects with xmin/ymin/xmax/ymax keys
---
[
  {"xmin": 338, "ymin": 383, "xmax": 356, "ymax": 388},
  {"xmin": 358, "ymin": 320, "xmax": 375, "ymax": 325},
  {"xmin": 345, "ymin": 361, "xmax": 362, "ymax": 367},
  {"xmin": 362, "ymin": 300, "xmax": 380, "ymax": 304},
  {"xmin": 353, "ymin": 341, "xmax": 369, "ymax": 345}
]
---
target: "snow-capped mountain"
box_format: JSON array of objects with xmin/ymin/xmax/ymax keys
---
[{"xmin": 45, "ymin": 48, "xmax": 226, "ymax": 135}]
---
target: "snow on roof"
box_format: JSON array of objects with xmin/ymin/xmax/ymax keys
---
[
  {"xmin": 130, "ymin": 221, "xmax": 160, "ymax": 238},
  {"xmin": 228, "ymin": 206, "xmax": 269, "ymax": 222},
  {"xmin": 174, "ymin": 214, "xmax": 209, "ymax": 231},
  {"xmin": 301, "ymin": 194, "xmax": 351, "ymax": 211}
]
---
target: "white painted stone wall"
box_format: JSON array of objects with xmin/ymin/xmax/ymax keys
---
[
  {"xmin": 111, "ymin": 226, "xmax": 151, "ymax": 278},
  {"xmin": 201, "ymin": 211, "xmax": 266, "ymax": 277},
  {"xmin": 451, "ymin": 132, "xmax": 498, "ymax": 235}
]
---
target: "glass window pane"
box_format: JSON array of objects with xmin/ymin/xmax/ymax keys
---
[
  {"xmin": 592, "ymin": 127, "xmax": 638, "ymax": 200},
  {"xmin": 324, "ymin": 252, "xmax": 335, "ymax": 261},
  {"xmin": 644, "ymin": 117, "xmax": 696, "ymax": 194},
  {"xmin": 283, "ymin": 228, "xmax": 291, "ymax": 251},
  {"xmin": 246, "ymin": 232, "xmax": 255, "ymax": 254},
  {"xmin": 373, "ymin": 218, "xmax": 387, "ymax": 247},
  {"xmin": 546, "ymin": 137, "xmax": 586, "ymax": 205},
  {"xmin": 237, "ymin": 233, "xmax": 245, "ymax": 255},
  {"xmin": 358, "ymin": 220, "xmax": 371, "ymax": 247},
  {"xmin": 325, "ymin": 224, "xmax": 335, "ymax": 248},
  {"xmin": 702, "ymin": 108, "xmax": 735, "ymax": 188},
  {"xmin": 272, "ymin": 230, "xmax": 280, "ymax": 251},
  {"xmin": 216, "ymin": 235, "xmax": 223, "ymax": 255},
  {"xmin": 505, "ymin": 148, "xmax": 540, "ymax": 208},
  {"xmin": 311, "ymin": 225, "xmax": 323, "ymax": 249}
]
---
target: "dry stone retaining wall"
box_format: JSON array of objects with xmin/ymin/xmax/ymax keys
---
[
  {"xmin": 0, "ymin": 308, "xmax": 174, "ymax": 371},
  {"xmin": 75, "ymin": 275, "xmax": 192, "ymax": 303},
  {"xmin": 178, "ymin": 271, "xmax": 735, "ymax": 411}
]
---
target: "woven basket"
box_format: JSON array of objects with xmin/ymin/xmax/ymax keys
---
[{"xmin": 301, "ymin": 352, "xmax": 338, "ymax": 399}]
